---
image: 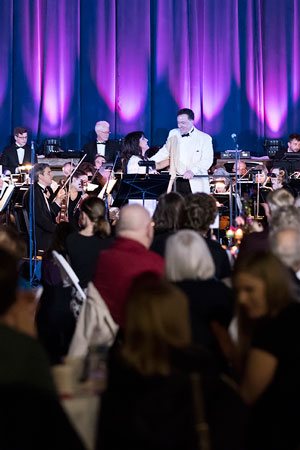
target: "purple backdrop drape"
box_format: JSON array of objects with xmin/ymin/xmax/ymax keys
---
[{"xmin": 0, "ymin": 0, "xmax": 299, "ymax": 154}]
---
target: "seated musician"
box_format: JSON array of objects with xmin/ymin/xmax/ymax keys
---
[{"xmin": 274, "ymin": 133, "xmax": 300, "ymax": 159}]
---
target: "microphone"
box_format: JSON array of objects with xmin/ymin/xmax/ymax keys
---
[{"xmin": 231, "ymin": 133, "xmax": 237, "ymax": 141}]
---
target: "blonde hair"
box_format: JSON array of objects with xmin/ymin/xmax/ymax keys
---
[
  {"xmin": 122, "ymin": 274, "xmax": 191, "ymax": 376},
  {"xmin": 165, "ymin": 230, "xmax": 215, "ymax": 281}
]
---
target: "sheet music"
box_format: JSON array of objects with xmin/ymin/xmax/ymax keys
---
[{"xmin": 0, "ymin": 184, "xmax": 14, "ymax": 212}]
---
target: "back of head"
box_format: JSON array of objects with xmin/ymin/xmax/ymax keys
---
[
  {"xmin": 80, "ymin": 196, "xmax": 110, "ymax": 237},
  {"xmin": 267, "ymin": 188, "xmax": 294, "ymax": 214},
  {"xmin": 165, "ymin": 230, "xmax": 215, "ymax": 281},
  {"xmin": 180, "ymin": 193, "xmax": 217, "ymax": 233},
  {"xmin": 269, "ymin": 205, "xmax": 300, "ymax": 232},
  {"xmin": 0, "ymin": 249, "xmax": 18, "ymax": 316},
  {"xmin": 270, "ymin": 227, "xmax": 300, "ymax": 272},
  {"xmin": 153, "ymin": 192, "xmax": 184, "ymax": 233},
  {"xmin": 123, "ymin": 273, "xmax": 191, "ymax": 375},
  {"xmin": 116, "ymin": 204, "xmax": 153, "ymax": 247}
]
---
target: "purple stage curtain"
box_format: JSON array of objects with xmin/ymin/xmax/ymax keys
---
[{"xmin": 0, "ymin": 0, "xmax": 299, "ymax": 154}]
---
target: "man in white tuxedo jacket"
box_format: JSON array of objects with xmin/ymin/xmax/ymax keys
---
[{"xmin": 151, "ymin": 108, "xmax": 214, "ymax": 194}]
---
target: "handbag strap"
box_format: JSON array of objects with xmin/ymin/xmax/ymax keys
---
[{"xmin": 190, "ymin": 372, "xmax": 211, "ymax": 450}]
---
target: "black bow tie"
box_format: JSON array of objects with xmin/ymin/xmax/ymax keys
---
[
  {"xmin": 181, "ymin": 133, "xmax": 190, "ymax": 138},
  {"xmin": 16, "ymin": 146, "xmax": 24, "ymax": 149},
  {"xmin": 42, "ymin": 187, "xmax": 49, "ymax": 194}
]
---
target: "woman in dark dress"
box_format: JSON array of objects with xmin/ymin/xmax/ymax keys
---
[
  {"xmin": 215, "ymin": 252, "xmax": 300, "ymax": 450},
  {"xmin": 66, "ymin": 196, "xmax": 112, "ymax": 289}
]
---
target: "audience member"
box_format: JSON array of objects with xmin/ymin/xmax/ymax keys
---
[
  {"xmin": 66, "ymin": 196, "xmax": 112, "ymax": 289},
  {"xmin": 237, "ymin": 188, "xmax": 295, "ymax": 261},
  {"xmin": 0, "ymin": 248, "xmax": 84, "ymax": 449},
  {"xmin": 97, "ymin": 274, "xmax": 246, "ymax": 450},
  {"xmin": 214, "ymin": 252, "xmax": 300, "ymax": 450},
  {"xmin": 36, "ymin": 222, "xmax": 76, "ymax": 364},
  {"xmin": 165, "ymin": 230, "xmax": 234, "ymax": 366},
  {"xmin": 93, "ymin": 204, "xmax": 164, "ymax": 327},
  {"xmin": 269, "ymin": 227, "xmax": 300, "ymax": 298},
  {"xmin": 150, "ymin": 192, "xmax": 185, "ymax": 256},
  {"xmin": 180, "ymin": 192, "xmax": 231, "ymax": 279}
]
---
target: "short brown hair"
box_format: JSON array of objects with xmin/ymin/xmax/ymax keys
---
[{"xmin": 14, "ymin": 127, "xmax": 27, "ymax": 136}]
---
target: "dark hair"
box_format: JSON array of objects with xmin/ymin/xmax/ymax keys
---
[
  {"xmin": 153, "ymin": 192, "xmax": 185, "ymax": 233},
  {"xmin": 78, "ymin": 162, "xmax": 96, "ymax": 176},
  {"xmin": 80, "ymin": 196, "xmax": 110, "ymax": 237},
  {"xmin": 121, "ymin": 131, "xmax": 144, "ymax": 173},
  {"xmin": 32, "ymin": 163, "xmax": 50, "ymax": 182},
  {"xmin": 14, "ymin": 127, "xmax": 27, "ymax": 136},
  {"xmin": 180, "ymin": 193, "xmax": 217, "ymax": 233},
  {"xmin": 0, "ymin": 249, "xmax": 18, "ymax": 315},
  {"xmin": 122, "ymin": 273, "xmax": 191, "ymax": 375},
  {"xmin": 288, "ymin": 133, "xmax": 300, "ymax": 142},
  {"xmin": 177, "ymin": 108, "xmax": 194, "ymax": 120},
  {"xmin": 94, "ymin": 154, "xmax": 106, "ymax": 163},
  {"xmin": 71, "ymin": 169, "xmax": 87, "ymax": 181}
]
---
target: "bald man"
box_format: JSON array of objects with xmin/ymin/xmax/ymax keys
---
[
  {"xmin": 82, "ymin": 120, "xmax": 121, "ymax": 165},
  {"xmin": 93, "ymin": 204, "xmax": 164, "ymax": 327}
]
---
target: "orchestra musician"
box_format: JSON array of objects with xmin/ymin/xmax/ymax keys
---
[
  {"xmin": 65, "ymin": 170, "xmax": 89, "ymax": 229},
  {"xmin": 23, "ymin": 163, "xmax": 65, "ymax": 252},
  {"xmin": 1, "ymin": 127, "xmax": 37, "ymax": 175}
]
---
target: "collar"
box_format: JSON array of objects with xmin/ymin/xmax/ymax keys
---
[{"xmin": 37, "ymin": 182, "xmax": 47, "ymax": 191}]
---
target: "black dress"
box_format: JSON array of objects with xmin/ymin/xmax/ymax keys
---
[
  {"xmin": 175, "ymin": 278, "xmax": 234, "ymax": 368},
  {"xmin": 247, "ymin": 302, "xmax": 300, "ymax": 450},
  {"xmin": 97, "ymin": 346, "xmax": 247, "ymax": 450}
]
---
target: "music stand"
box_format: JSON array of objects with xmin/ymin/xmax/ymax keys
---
[{"xmin": 113, "ymin": 174, "xmax": 170, "ymax": 208}]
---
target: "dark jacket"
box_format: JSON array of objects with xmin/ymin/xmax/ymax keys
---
[{"xmin": 1, "ymin": 143, "xmax": 37, "ymax": 173}]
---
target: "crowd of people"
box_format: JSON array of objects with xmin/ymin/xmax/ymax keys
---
[{"xmin": 0, "ymin": 111, "xmax": 300, "ymax": 449}]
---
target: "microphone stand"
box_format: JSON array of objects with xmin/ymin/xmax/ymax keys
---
[
  {"xmin": 232, "ymin": 135, "xmax": 241, "ymax": 218},
  {"xmin": 29, "ymin": 141, "xmax": 36, "ymax": 285}
]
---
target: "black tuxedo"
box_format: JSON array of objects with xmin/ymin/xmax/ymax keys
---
[
  {"xmin": 1, "ymin": 143, "xmax": 37, "ymax": 173},
  {"xmin": 23, "ymin": 183, "xmax": 60, "ymax": 252},
  {"xmin": 82, "ymin": 139, "xmax": 121, "ymax": 165}
]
